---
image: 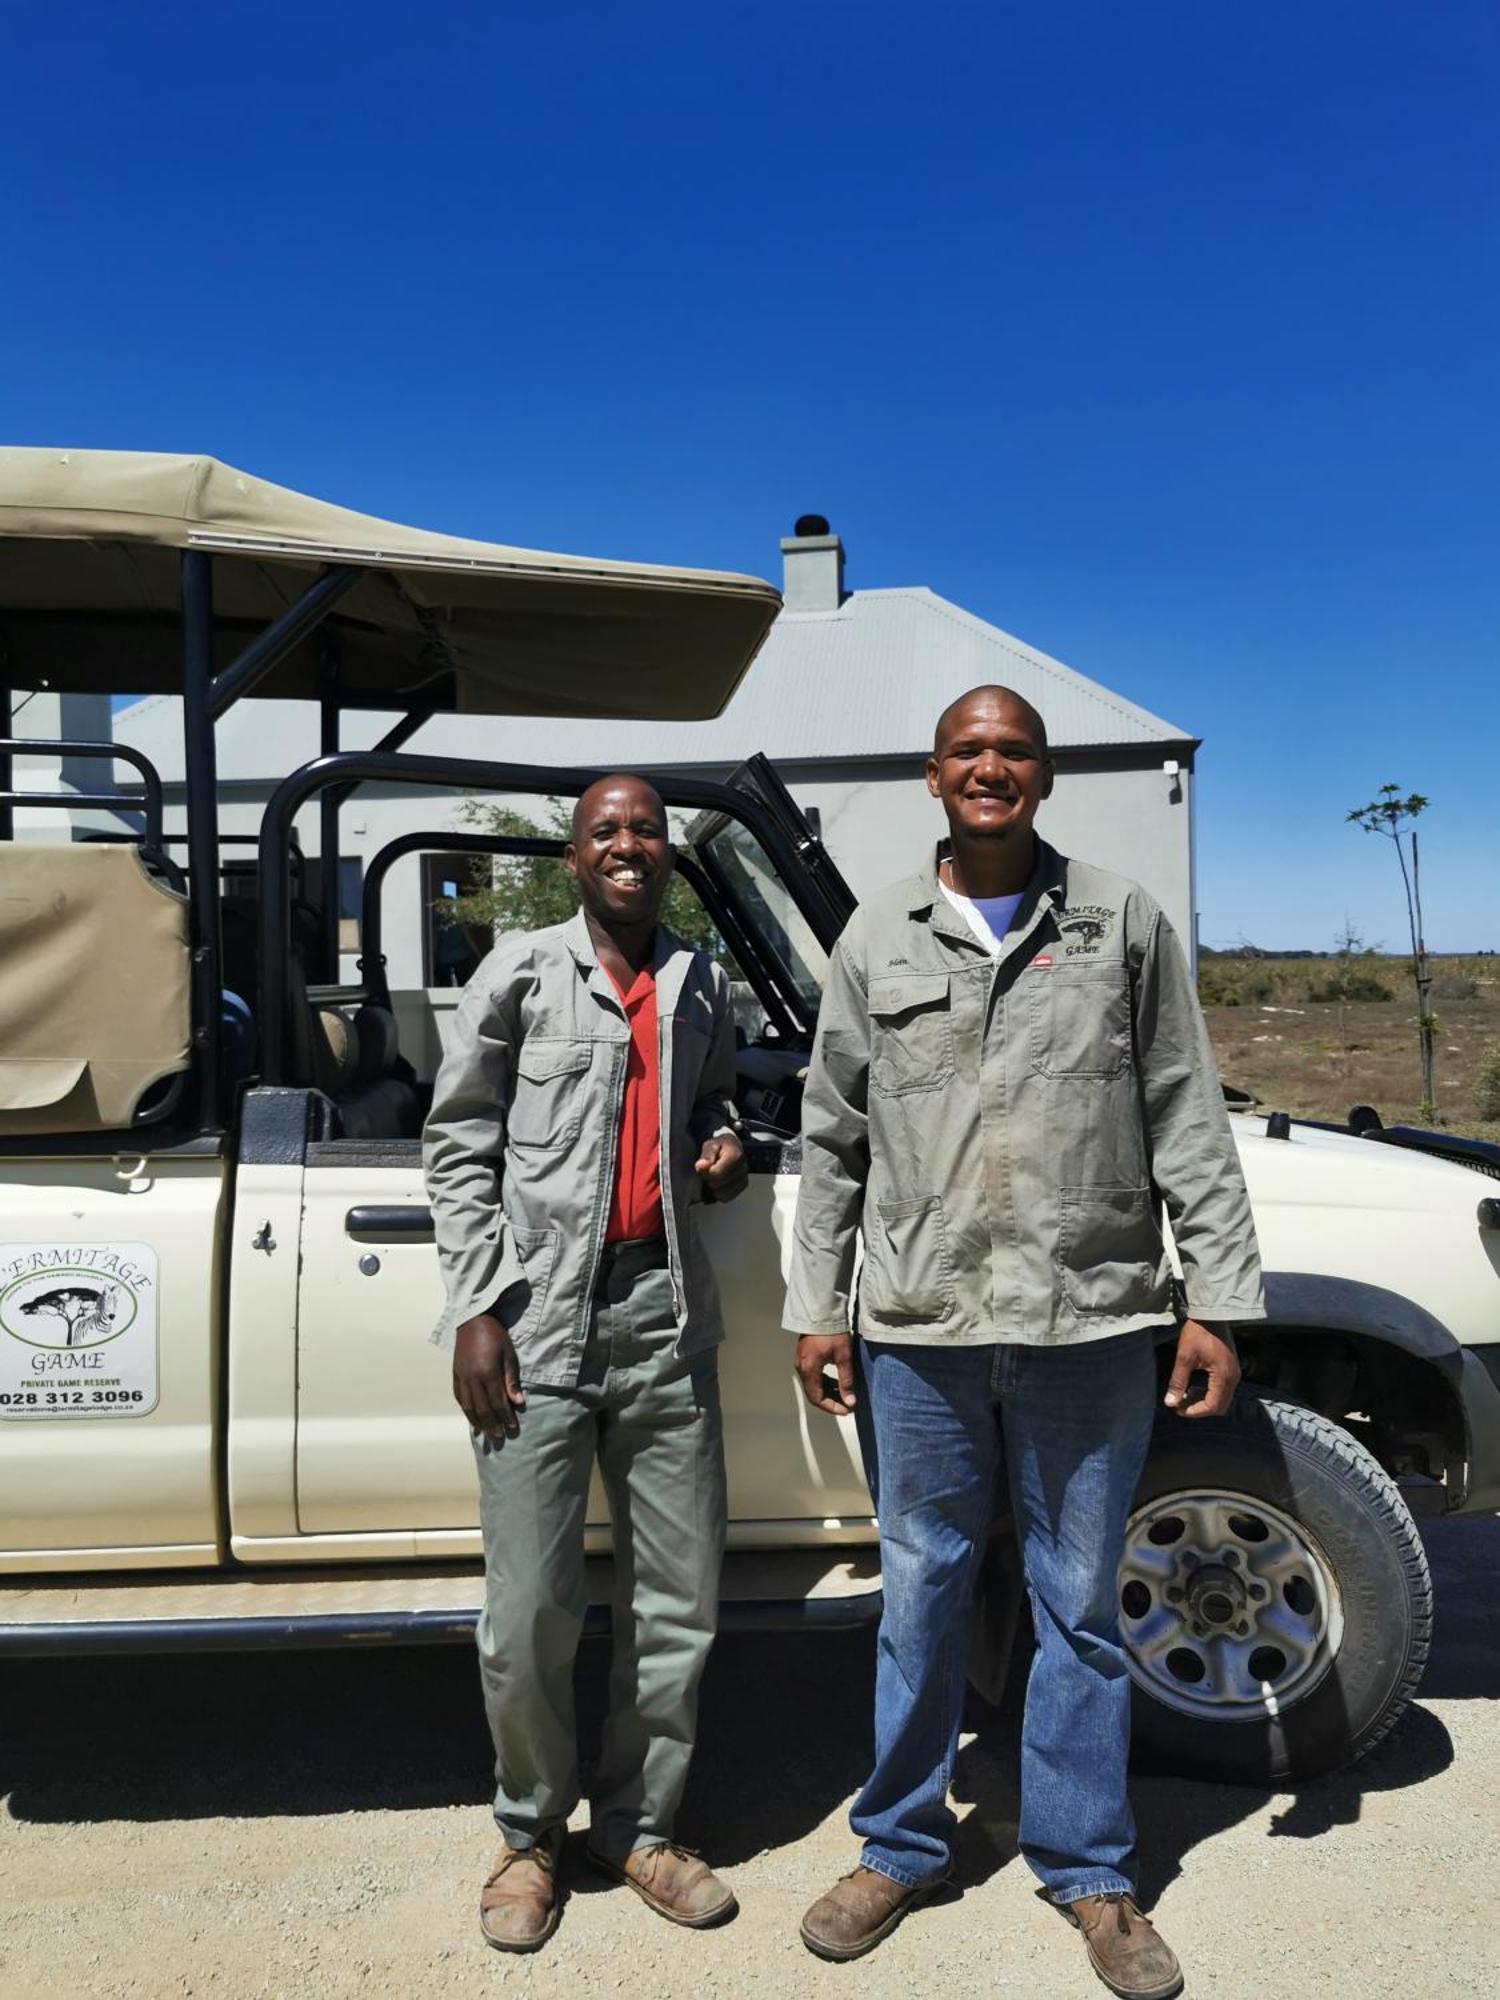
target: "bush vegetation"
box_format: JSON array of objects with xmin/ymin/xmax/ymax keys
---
[{"xmin": 1477, "ymin": 1045, "xmax": 1500, "ymax": 1122}]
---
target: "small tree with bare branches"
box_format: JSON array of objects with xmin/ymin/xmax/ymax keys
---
[{"xmin": 1347, "ymin": 785, "xmax": 1436, "ymax": 1120}]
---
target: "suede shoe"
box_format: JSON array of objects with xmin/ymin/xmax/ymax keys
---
[
  {"xmin": 478, "ymin": 1827, "xmax": 564, "ymax": 1952},
  {"xmin": 799, "ymin": 1866, "xmax": 942, "ymax": 1961},
  {"xmin": 1066, "ymin": 1893, "xmax": 1183, "ymax": 2000},
  {"xmin": 587, "ymin": 1841, "xmax": 737, "ymax": 1928}
]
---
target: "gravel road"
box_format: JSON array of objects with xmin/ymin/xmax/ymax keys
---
[{"xmin": 2, "ymin": 1515, "xmax": 1496, "ymax": 1999}]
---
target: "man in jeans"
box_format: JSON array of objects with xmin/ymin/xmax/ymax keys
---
[
  {"xmin": 785, "ymin": 687, "xmax": 1263, "ymax": 1999},
  {"xmin": 425, "ymin": 774, "xmax": 745, "ymax": 1952}
]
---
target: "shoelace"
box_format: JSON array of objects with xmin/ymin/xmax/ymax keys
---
[
  {"xmin": 1097, "ymin": 1894, "xmax": 1140, "ymax": 1936},
  {"xmin": 639, "ymin": 1840, "xmax": 700, "ymax": 1881},
  {"xmin": 488, "ymin": 1842, "xmax": 555, "ymax": 1886}
]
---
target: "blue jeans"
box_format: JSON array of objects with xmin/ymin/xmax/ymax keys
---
[{"xmin": 852, "ymin": 1330, "xmax": 1157, "ymax": 1903}]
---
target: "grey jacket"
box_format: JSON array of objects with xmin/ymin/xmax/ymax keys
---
[
  {"xmin": 783, "ymin": 841, "xmax": 1265, "ymax": 1346},
  {"xmin": 424, "ymin": 911, "xmax": 739, "ymax": 1386}
]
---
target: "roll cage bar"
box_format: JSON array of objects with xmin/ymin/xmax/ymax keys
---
[
  {"xmin": 3, "ymin": 549, "xmax": 850, "ymax": 1138},
  {"xmin": 357, "ymin": 829, "xmax": 804, "ymax": 1044},
  {"xmin": 256, "ymin": 753, "xmax": 848, "ymax": 1084}
]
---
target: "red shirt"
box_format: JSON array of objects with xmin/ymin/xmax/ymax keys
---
[{"xmin": 604, "ymin": 961, "xmax": 664, "ymax": 1242}]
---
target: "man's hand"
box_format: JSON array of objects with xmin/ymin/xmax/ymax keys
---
[
  {"xmin": 795, "ymin": 1333, "xmax": 857, "ymax": 1416},
  {"xmin": 453, "ymin": 1312, "xmax": 526, "ymax": 1446},
  {"xmin": 694, "ymin": 1129, "xmax": 745, "ymax": 1190},
  {"xmin": 1164, "ymin": 1318, "xmax": 1240, "ymax": 1419}
]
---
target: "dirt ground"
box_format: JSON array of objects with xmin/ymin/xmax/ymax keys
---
[
  {"xmin": 1202, "ymin": 955, "xmax": 1500, "ymax": 1143},
  {"xmin": 1, "ymin": 1515, "xmax": 1496, "ymax": 2000}
]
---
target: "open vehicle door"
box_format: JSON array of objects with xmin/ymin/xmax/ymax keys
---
[
  {"xmin": 283, "ymin": 758, "xmax": 871, "ymax": 1558},
  {"xmin": 686, "ymin": 753, "xmax": 855, "ymax": 976}
]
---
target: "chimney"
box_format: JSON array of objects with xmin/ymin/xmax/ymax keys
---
[{"xmin": 780, "ymin": 513, "xmax": 845, "ymax": 612}]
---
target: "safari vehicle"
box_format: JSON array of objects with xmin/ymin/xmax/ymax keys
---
[{"xmin": 2, "ymin": 449, "xmax": 1498, "ymax": 1790}]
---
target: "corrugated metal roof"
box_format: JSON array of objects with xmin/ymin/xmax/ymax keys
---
[{"xmin": 114, "ymin": 585, "xmax": 1190, "ymax": 780}]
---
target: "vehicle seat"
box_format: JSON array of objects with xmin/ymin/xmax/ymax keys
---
[
  {"xmin": 0, "ymin": 841, "xmax": 191, "ymax": 1135},
  {"xmin": 334, "ymin": 1002, "xmax": 423, "ymax": 1140},
  {"xmin": 285, "ymin": 950, "xmax": 421, "ymax": 1138}
]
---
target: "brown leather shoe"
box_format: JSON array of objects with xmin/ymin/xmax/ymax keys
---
[
  {"xmin": 799, "ymin": 1865, "xmax": 942, "ymax": 1961},
  {"xmin": 587, "ymin": 1841, "xmax": 737, "ymax": 1928},
  {"xmin": 1066, "ymin": 1894, "xmax": 1183, "ymax": 2000},
  {"xmin": 478, "ymin": 1828, "xmax": 564, "ymax": 1952}
]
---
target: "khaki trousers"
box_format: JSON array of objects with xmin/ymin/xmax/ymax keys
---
[{"xmin": 473, "ymin": 1238, "xmax": 727, "ymax": 1860}]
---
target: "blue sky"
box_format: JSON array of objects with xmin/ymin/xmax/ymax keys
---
[{"xmin": 7, "ymin": 2, "xmax": 1496, "ymax": 948}]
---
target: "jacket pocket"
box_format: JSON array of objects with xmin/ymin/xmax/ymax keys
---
[
  {"xmin": 499, "ymin": 1224, "xmax": 560, "ymax": 1342},
  {"xmin": 868, "ymin": 974, "xmax": 954, "ymax": 1097},
  {"xmin": 1058, "ymin": 1185, "xmax": 1162, "ymax": 1315},
  {"xmin": 508, "ymin": 1039, "xmax": 592, "ymax": 1149},
  {"xmin": 862, "ymin": 1194, "xmax": 956, "ymax": 1325},
  {"xmin": 1028, "ymin": 968, "xmax": 1131, "ymax": 1079}
]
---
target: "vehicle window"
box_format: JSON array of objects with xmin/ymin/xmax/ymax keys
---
[
  {"xmin": 420, "ymin": 835, "xmax": 743, "ymax": 989},
  {"xmin": 423, "ymin": 852, "xmax": 494, "ymax": 987},
  {"xmin": 700, "ymin": 819, "xmax": 828, "ymax": 1019}
]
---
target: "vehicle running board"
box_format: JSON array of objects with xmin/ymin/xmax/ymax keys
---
[{"xmin": 0, "ymin": 1549, "xmax": 882, "ymax": 1658}]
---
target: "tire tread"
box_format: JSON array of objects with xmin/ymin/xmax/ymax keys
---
[{"xmin": 1262, "ymin": 1397, "xmax": 1434, "ymax": 1764}]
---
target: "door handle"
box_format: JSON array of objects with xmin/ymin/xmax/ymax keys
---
[{"xmin": 344, "ymin": 1205, "xmax": 434, "ymax": 1240}]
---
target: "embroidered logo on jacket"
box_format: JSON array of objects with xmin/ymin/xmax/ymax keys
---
[{"xmin": 1056, "ymin": 906, "xmax": 1114, "ymax": 957}]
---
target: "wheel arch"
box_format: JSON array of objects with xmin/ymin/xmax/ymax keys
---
[{"xmin": 1245, "ymin": 1271, "xmax": 1489, "ymax": 1510}]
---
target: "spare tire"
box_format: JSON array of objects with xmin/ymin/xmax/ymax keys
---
[{"xmin": 1121, "ymin": 1393, "xmax": 1432, "ymax": 1784}]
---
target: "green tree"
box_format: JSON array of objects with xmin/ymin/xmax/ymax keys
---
[
  {"xmin": 1347, "ymin": 785, "xmax": 1436, "ymax": 1120},
  {"xmin": 432, "ymin": 796, "xmax": 728, "ymax": 957}
]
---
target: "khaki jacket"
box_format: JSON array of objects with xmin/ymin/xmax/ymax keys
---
[
  {"xmin": 783, "ymin": 841, "xmax": 1265, "ymax": 1346},
  {"xmin": 424, "ymin": 912, "xmax": 739, "ymax": 1386}
]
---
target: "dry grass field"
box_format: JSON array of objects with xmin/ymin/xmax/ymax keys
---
[{"xmin": 1200, "ymin": 953, "xmax": 1500, "ymax": 1145}]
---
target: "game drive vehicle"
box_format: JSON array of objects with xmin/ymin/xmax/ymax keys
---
[{"xmin": 2, "ymin": 448, "xmax": 1498, "ymax": 1787}]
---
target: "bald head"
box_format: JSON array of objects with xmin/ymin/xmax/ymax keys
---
[
  {"xmin": 571, "ymin": 774, "xmax": 666, "ymax": 844},
  {"xmin": 933, "ymin": 685, "xmax": 1048, "ymax": 759},
  {"xmin": 566, "ymin": 774, "xmax": 673, "ymax": 934}
]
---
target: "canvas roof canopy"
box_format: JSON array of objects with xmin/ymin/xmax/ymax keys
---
[{"xmin": 0, "ymin": 448, "xmax": 781, "ymax": 719}]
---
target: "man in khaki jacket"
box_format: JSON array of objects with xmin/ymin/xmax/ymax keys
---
[
  {"xmin": 785, "ymin": 688, "xmax": 1263, "ymax": 2000},
  {"xmin": 425, "ymin": 775, "xmax": 745, "ymax": 1951}
]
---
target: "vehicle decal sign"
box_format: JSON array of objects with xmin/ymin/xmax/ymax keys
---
[{"xmin": 0, "ymin": 1243, "xmax": 159, "ymax": 1419}]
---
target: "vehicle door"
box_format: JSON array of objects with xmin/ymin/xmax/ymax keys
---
[{"xmin": 284, "ymin": 763, "xmax": 870, "ymax": 1557}]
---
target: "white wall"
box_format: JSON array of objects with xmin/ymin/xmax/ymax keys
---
[
  {"xmin": 130, "ymin": 744, "xmax": 1197, "ymax": 997},
  {"xmin": 7, "ymin": 691, "xmax": 116, "ymax": 839},
  {"xmin": 774, "ymin": 753, "xmax": 1196, "ymax": 957}
]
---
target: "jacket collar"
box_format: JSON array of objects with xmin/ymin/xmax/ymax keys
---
[
  {"xmin": 902, "ymin": 837, "xmax": 1068, "ymax": 966},
  {"xmin": 562, "ymin": 908, "xmax": 696, "ymax": 1014},
  {"xmin": 904, "ymin": 837, "xmax": 1067, "ymax": 915}
]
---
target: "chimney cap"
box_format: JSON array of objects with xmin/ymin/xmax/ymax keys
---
[{"xmin": 792, "ymin": 513, "xmax": 831, "ymax": 538}]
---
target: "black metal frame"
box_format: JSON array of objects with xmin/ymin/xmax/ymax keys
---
[
  {"xmin": 355, "ymin": 827, "xmax": 802, "ymax": 1043},
  {"xmin": 0, "ymin": 679, "xmax": 10, "ymax": 842},
  {"xmin": 6, "ymin": 548, "xmax": 845, "ymax": 1137},
  {"xmin": 0, "ymin": 738, "xmax": 167, "ymax": 852},
  {"xmin": 255, "ymin": 753, "xmax": 847, "ymax": 1085},
  {"xmin": 176, "ymin": 554, "xmax": 369, "ymax": 1133}
]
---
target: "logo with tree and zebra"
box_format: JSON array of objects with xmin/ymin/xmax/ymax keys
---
[{"xmin": 0, "ymin": 1249, "xmax": 149, "ymax": 1352}]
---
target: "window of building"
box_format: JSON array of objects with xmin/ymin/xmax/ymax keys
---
[{"xmin": 422, "ymin": 852, "xmax": 497, "ymax": 988}]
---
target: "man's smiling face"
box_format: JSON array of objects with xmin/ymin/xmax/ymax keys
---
[
  {"xmin": 925, "ymin": 687, "xmax": 1053, "ymax": 844},
  {"xmin": 565, "ymin": 776, "xmax": 673, "ymax": 929}
]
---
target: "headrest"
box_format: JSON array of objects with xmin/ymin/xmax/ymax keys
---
[
  {"xmin": 311, "ymin": 1006, "xmax": 361, "ymax": 1096},
  {"xmin": 350, "ymin": 1004, "xmax": 399, "ymax": 1086}
]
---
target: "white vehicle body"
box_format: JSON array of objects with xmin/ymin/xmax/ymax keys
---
[{"xmin": 1, "ymin": 447, "xmax": 1496, "ymax": 1782}]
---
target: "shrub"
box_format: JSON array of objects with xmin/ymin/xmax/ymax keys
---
[
  {"xmin": 1307, "ymin": 974, "xmax": 1393, "ymax": 1003},
  {"xmin": 1197, "ymin": 965, "xmax": 1276, "ymax": 1007},
  {"xmin": 1477, "ymin": 1045, "xmax": 1500, "ymax": 1122},
  {"xmin": 1431, "ymin": 976, "xmax": 1478, "ymax": 1003}
]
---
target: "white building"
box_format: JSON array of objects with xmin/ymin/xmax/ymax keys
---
[{"xmin": 113, "ymin": 520, "xmax": 1199, "ymax": 989}]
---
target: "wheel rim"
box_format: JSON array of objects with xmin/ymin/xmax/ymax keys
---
[{"xmin": 1118, "ymin": 1488, "xmax": 1344, "ymax": 1720}]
